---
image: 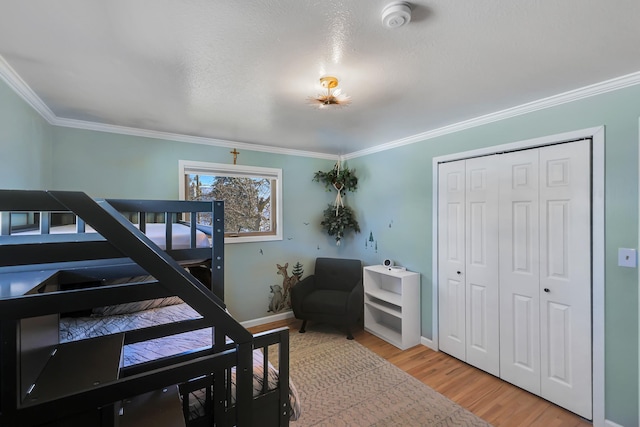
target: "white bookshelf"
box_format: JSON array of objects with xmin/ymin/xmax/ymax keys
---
[{"xmin": 363, "ymin": 265, "xmax": 420, "ymax": 350}]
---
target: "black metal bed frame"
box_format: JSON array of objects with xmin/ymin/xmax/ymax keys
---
[{"xmin": 0, "ymin": 190, "xmax": 291, "ymax": 427}]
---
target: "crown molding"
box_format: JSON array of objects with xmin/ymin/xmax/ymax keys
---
[
  {"xmin": 52, "ymin": 117, "xmax": 339, "ymax": 160},
  {"xmin": 2, "ymin": 52, "xmax": 638, "ymax": 162},
  {"xmin": 0, "ymin": 54, "xmax": 337, "ymax": 161},
  {"xmin": 342, "ymin": 71, "xmax": 640, "ymax": 160},
  {"xmin": 0, "ymin": 55, "xmax": 57, "ymax": 123}
]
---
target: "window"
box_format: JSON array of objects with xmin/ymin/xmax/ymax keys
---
[{"xmin": 179, "ymin": 160, "xmax": 283, "ymax": 243}]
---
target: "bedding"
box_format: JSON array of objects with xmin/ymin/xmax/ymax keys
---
[{"xmin": 60, "ymin": 303, "xmax": 301, "ymax": 421}]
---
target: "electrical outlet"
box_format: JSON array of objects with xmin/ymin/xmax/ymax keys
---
[{"xmin": 618, "ymin": 248, "xmax": 637, "ymax": 268}]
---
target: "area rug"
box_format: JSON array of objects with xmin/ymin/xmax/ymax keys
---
[{"xmin": 286, "ymin": 326, "xmax": 492, "ymax": 427}]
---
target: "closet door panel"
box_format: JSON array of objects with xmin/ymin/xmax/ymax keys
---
[
  {"xmin": 438, "ymin": 160, "xmax": 466, "ymax": 360},
  {"xmin": 539, "ymin": 140, "xmax": 592, "ymax": 419},
  {"xmin": 513, "ymin": 294, "xmax": 535, "ymax": 368},
  {"xmin": 465, "ymin": 156, "xmax": 500, "ymax": 376},
  {"xmin": 499, "ymin": 150, "xmax": 541, "ymax": 395}
]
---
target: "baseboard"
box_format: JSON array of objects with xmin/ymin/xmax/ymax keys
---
[
  {"xmin": 421, "ymin": 336, "xmax": 437, "ymax": 351},
  {"xmin": 240, "ymin": 311, "xmax": 295, "ymax": 329},
  {"xmin": 604, "ymin": 419, "xmax": 625, "ymax": 427}
]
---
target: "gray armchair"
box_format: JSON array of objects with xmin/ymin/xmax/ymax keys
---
[{"xmin": 291, "ymin": 257, "xmax": 363, "ymax": 339}]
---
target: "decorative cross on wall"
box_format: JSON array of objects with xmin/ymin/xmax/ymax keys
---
[{"xmin": 230, "ymin": 149, "xmax": 239, "ymax": 165}]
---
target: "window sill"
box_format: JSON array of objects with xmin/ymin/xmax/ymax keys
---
[{"xmin": 224, "ymin": 234, "xmax": 282, "ymax": 244}]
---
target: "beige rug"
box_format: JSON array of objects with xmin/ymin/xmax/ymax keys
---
[{"xmin": 286, "ymin": 326, "xmax": 492, "ymax": 427}]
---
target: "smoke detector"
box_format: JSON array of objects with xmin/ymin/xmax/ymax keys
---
[{"xmin": 382, "ymin": 2, "xmax": 412, "ymax": 28}]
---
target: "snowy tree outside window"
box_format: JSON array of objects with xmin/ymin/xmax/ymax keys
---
[{"xmin": 179, "ymin": 161, "xmax": 283, "ymax": 243}]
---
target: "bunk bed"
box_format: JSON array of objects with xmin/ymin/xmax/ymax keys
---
[{"xmin": 0, "ymin": 190, "xmax": 300, "ymax": 427}]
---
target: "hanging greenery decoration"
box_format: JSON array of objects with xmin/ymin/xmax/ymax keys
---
[
  {"xmin": 313, "ymin": 164, "xmax": 358, "ymax": 195},
  {"xmin": 314, "ymin": 162, "xmax": 360, "ymax": 245},
  {"xmin": 321, "ymin": 205, "xmax": 361, "ymax": 245}
]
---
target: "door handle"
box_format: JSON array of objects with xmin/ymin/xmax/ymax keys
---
[
  {"xmin": 543, "ymin": 288, "xmax": 550, "ymax": 293},
  {"xmin": 456, "ymin": 271, "xmax": 462, "ymax": 275}
]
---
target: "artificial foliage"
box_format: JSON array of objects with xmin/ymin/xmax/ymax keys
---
[
  {"xmin": 321, "ymin": 204, "xmax": 361, "ymax": 245},
  {"xmin": 313, "ymin": 164, "xmax": 358, "ymax": 195},
  {"xmin": 314, "ymin": 162, "xmax": 360, "ymax": 245}
]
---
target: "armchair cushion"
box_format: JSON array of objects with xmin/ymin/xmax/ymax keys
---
[
  {"xmin": 300, "ymin": 290, "xmax": 350, "ymax": 315},
  {"xmin": 314, "ymin": 257, "xmax": 362, "ymax": 292}
]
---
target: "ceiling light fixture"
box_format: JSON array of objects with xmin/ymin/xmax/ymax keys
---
[{"xmin": 308, "ymin": 76, "xmax": 351, "ymax": 109}]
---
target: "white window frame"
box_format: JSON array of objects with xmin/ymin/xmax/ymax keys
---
[{"xmin": 179, "ymin": 160, "xmax": 283, "ymax": 244}]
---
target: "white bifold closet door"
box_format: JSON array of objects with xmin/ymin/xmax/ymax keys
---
[
  {"xmin": 499, "ymin": 141, "xmax": 592, "ymax": 418},
  {"xmin": 438, "ymin": 156, "xmax": 500, "ymax": 377},
  {"xmin": 438, "ymin": 160, "xmax": 467, "ymax": 362},
  {"xmin": 438, "ymin": 140, "xmax": 592, "ymax": 419}
]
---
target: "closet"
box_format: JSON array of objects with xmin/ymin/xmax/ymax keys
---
[{"xmin": 437, "ymin": 140, "xmax": 592, "ymax": 419}]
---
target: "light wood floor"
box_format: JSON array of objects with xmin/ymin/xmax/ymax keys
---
[{"xmin": 248, "ymin": 318, "xmax": 592, "ymax": 427}]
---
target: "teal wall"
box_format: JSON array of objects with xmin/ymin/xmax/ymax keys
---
[
  {"xmin": 2, "ymin": 73, "xmax": 639, "ymax": 424},
  {"xmin": 0, "ymin": 80, "xmax": 52, "ymax": 189},
  {"xmin": 346, "ymin": 84, "xmax": 640, "ymax": 426},
  {"xmin": 50, "ymin": 126, "xmax": 350, "ymax": 321}
]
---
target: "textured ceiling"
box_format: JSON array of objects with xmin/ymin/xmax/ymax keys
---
[{"xmin": 1, "ymin": 1, "xmax": 639, "ymax": 156}]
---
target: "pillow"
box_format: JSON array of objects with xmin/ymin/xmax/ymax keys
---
[{"xmin": 91, "ymin": 296, "xmax": 184, "ymax": 317}]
